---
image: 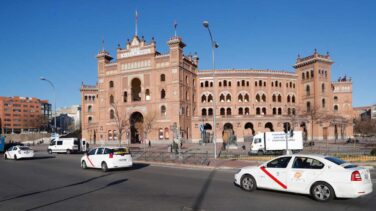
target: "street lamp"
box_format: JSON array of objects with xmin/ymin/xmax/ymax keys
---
[
  {"xmin": 40, "ymin": 77, "xmax": 57, "ymax": 135},
  {"xmin": 203, "ymin": 20, "xmax": 219, "ymax": 159}
]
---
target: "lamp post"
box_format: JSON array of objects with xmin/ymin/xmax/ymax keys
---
[
  {"xmin": 40, "ymin": 77, "xmax": 57, "ymax": 135},
  {"xmin": 203, "ymin": 20, "xmax": 219, "ymax": 159}
]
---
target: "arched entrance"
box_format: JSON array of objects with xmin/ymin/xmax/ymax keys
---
[
  {"xmin": 131, "ymin": 78, "xmax": 141, "ymax": 102},
  {"xmin": 265, "ymin": 122, "xmax": 274, "ymax": 132},
  {"xmin": 244, "ymin": 122, "xmax": 255, "ymax": 142},
  {"xmin": 130, "ymin": 112, "xmax": 143, "ymax": 143},
  {"xmin": 222, "ymin": 123, "xmax": 234, "ymax": 144}
]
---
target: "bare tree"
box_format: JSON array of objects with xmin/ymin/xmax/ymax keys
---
[
  {"xmin": 326, "ymin": 114, "xmax": 349, "ymax": 142},
  {"xmin": 139, "ymin": 111, "xmax": 157, "ymax": 143},
  {"xmin": 354, "ymin": 118, "xmax": 376, "ymax": 137},
  {"xmin": 111, "ymin": 102, "xmax": 129, "ymax": 146},
  {"xmin": 302, "ymin": 106, "xmax": 326, "ymax": 141}
]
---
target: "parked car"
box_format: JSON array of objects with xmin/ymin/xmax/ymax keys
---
[
  {"xmin": 346, "ymin": 138, "xmax": 360, "ymax": 144},
  {"xmin": 81, "ymin": 147, "xmax": 133, "ymax": 172},
  {"xmin": 4, "ymin": 145, "xmax": 34, "ymax": 160},
  {"xmin": 48, "ymin": 138, "xmax": 79, "ymax": 154},
  {"xmin": 234, "ymin": 154, "xmax": 372, "ymax": 202}
]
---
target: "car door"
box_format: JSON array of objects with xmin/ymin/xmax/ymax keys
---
[
  {"xmin": 85, "ymin": 148, "xmax": 97, "ymax": 168},
  {"xmin": 288, "ymin": 156, "xmax": 325, "ymax": 194},
  {"xmin": 259, "ymin": 156, "xmax": 292, "ymax": 191},
  {"xmin": 7, "ymin": 147, "xmax": 15, "ymax": 158},
  {"xmin": 93, "ymin": 148, "xmax": 105, "ymax": 167},
  {"xmin": 56, "ymin": 140, "xmax": 63, "ymax": 152}
]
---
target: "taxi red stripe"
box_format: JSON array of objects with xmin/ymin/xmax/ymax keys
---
[
  {"xmin": 260, "ymin": 166, "xmax": 287, "ymax": 189},
  {"xmin": 86, "ymin": 156, "xmax": 94, "ymax": 167}
]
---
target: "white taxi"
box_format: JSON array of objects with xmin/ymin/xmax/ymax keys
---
[
  {"xmin": 4, "ymin": 145, "xmax": 34, "ymax": 160},
  {"xmin": 81, "ymin": 147, "xmax": 133, "ymax": 172},
  {"xmin": 234, "ymin": 154, "xmax": 373, "ymax": 202}
]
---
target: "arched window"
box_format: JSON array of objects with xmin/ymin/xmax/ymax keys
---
[
  {"xmin": 88, "ymin": 105, "xmax": 92, "ymax": 112},
  {"xmin": 229, "ymin": 81, "xmax": 232, "ymax": 87},
  {"xmin": 110, "ymin": 109, "xmax": 115, "ymax": 119},
  {"xmin": 205, "ymin": 81, "xmax": 209, "ymax": 87},
  {"xmin": 123, "ymin": 91, "xmax": 128, "ymax": 102},
  {"xmin": 242, "ymin": 80, "xmax": 245, "ymax": 87},
  {"xmin": 201, "ymin": 95, "xmax": 207, "ymax": 103},
  {"xmin": 263, "ymin": 82, "xmax": 266, "ymax": 86},
  {"xmin": 186, "ymin": 76, "xmax": 188, "ymax": 84},
  {"xmin": 226, "ymin": 94, "xmax": 231, "ymax": 102},
  {"xmin": 238, "ymin": 94, "xmax": 243, "ymax": 102},
  {"xmin": 109, "ymin": 95, "xmax": 114, "ymax": 104},
  {"xmin": 311, "ymin": 70, "xmax": 314, "ymax": 77},
  {"xmin": 88, "ymin": 116, "xmax": 93, "ymax": 124},
  {"xmin": 238, "ymin": 107, "xmax": 243, "ymax": 115},
  {"xmin": 272, "ymin": 94, "xmax": 276, "ymax": 102},
  {"xmin": 273, "ymin": 107, "xmax": 277, "ymax": 115},
  {"xmin": 278, "ymin": 94, "xmax": 282, "ymax": 102},
  {"xmin": 245, "ymin": 107, "xmax": 250, "ymax": 115},
  {"xmin": 271, "ymin": 82, "xmax": 274, "ymax": 87},
  {"xmin": 223, "ymin": 80, "xmax": 227, "ymax": 87},
  {"xmin": 334, "ymin": 105, "xmax": 339, "ymax": 112},
  {"xmin": 302, "ymin": 72, "xmax": 305, "ymax": 80},
  {"xmin": 307, "ymin": 101, "xmax": 311, "ymax": 112},
  {"xmin": 145, "ymin": 89, "xmax": 150, "ymax": 100},
  {"xmin": 208, "ymin": 108, "xmax": 213, "ymax": 116},
  {"xmin": 306, "ymin": 72, "xmax": 309, "ymax": 79},
  {"xmin": 161, "ymin": 89, "xmax": 166, "ymax": 99},
  {"xmin": 220, "ymin": 94, "xmax": 225, "ymax": 102},
  {"xmin": 131, "ymin": 78, "xmax": 141, "ymax": 101},
  {"xmin": 200, "ymin": 82, "xmax": 204, "ymax": 87},
  {"xmin": 256, "ymin": 94, "xmax": 260, "ymax": 102},
  {"xmin": 262, "ymin": 94, "xmax": 266, "ymax": 102},
  {"xmin": 334, "ymin": 96, "xmax": 338, "ymax": 101},
  {"xmin": 292, "ymin": 108, "xmax": 296, "ymax": 115},
  {"xmin": 279, "ymin": 82, "xmax": 282, "ymax": 87},
  {"xmin": 219, "ymin": 81, "xmax": 222, "ymax": 87},
  {"xmin": 255, "ymin": 81, "xmax": 257, "ymax": 87},
  {"xmin": 244, "ymin": 94, "xmax": 249, "ymax": 102},
  {"xmin": 322, "ymin": 83, "xmax": 325, "ymax": 92},
  {"xmin": 210, "ymin": 82, "xmax": 213, "ymax": 87},
  {"xmin": 259, "ymin": 80, "xmax": 262, "ymax": 86},
  {"xmin": 306, "ymin": 85, "xmax": 310, "ymax": 96},
  {"xmin": 256, "ymin": 107, "xmax": 261, "ymax": 115},
  {"xmin": 160, "ymin": 74, "xmax": 166, "ymax": 82},
  {"xmin": 237, "ymin": 81, "xmax": 240, "ymax": 86},
  {"xmin": 288, "ymin": 108, "xmax": 291, "ymax": 115},
  {"xmin": 226, "ymin": 108, "xmax": 232, "ymax": 115},
  {"xmin": 208, "ymin": 94, "xmax": 213, "ymax": 102},
  {"xmin": 262, "ymin": 107, "xmax": 267, "ymax": 115},
  {"xmin": 109, "ymin": 81, "xmax": 114, "ymax": 88},
  {"xmin": 292, "ymin": 95, "xmax": 296, "ymax": 103},
  {"xmin": 290, "ymin": 82, "xmax": 292, "ymax": 88},
  {"xmin": 161, "ymin": 105, "xmax": 167, "ymax": 116},
  {"xmin": 278, "ymin": 108, "xmax": 282, "ymax": 115},
  {"xmin": 201, "ymin": 108, "xmax": 207, "ymax": 116},
  {"xmin": 287, "ymin": 95, "xmax": 291, "ymax": 103},
  {"xmin": 322, "ymin": 98, "xmax": 326, "ymax": 108},
  {"xmin": 220, "ymin": 108, "xmax": 225, "ymax": 115}
]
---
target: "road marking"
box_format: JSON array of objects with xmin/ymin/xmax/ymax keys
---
[{"xmin": 260, "ymin": 166, "xmax": 287, "ymax": 189}]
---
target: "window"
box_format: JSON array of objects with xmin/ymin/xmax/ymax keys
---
[
  {"xmin": 322, "ymin": 98, "xmax": 326, "ymax": 108},
  {"xmin": 322, "ymin": 83, "xmax": 325, "ymax": 93},
  {"xmin": 88, "ymin": 149, "xmax": 96, "ymax": 155},
  {"xmin": 220, "ymin": 94, "xmax": 225, "ymax": 102},
  {"xmin": 226, "ymin": 108, "xmax": 231, "ymax": 115},
  {"xmin": 311, "ymin": 70, "xmax": 314, "ymax": 77},
  {"xmin": 205, "ymin": 81, "xmax": 209, "ymax": 87},
  {"xmin": 201, "ymin": 82, "xmax": 204, "ymax": 87},
  {"xmin": 208, "ymin": 108, "xmax": 213, "ymax": 116},
  {"xmin": 256, "ymin": 107, "xmax": 261, "ymax": 115},
  {"xmin": 266, "ymin": 157, "xmax": 292, "ymax": 168},
  {"xmin": 110, "ymin": 95, "xmax": 114, "ymax": 104},
  {"xmin": 272, "ymin": 94, "xmax": 276, "ymax": 102},
  {"xmin": 334, "ymin": 105, "xmax": 338, "ymax": 112},
  {"xmin": 302, "ymin": 72, "xmax": 305, "ymax": 80},
  {"xmin": 256, "ymin": 94, "xmax": 260, "ymax": 102},
  {"xmin": 292, "ymin": 157, "xmax": 324, "ymax": 169},
  {"xmin": 244, "ymin": 94, "xmax": 249, "ymax": 102},
  {"xmin": 88, "ymin": 116, "xmax": 93, "ymax": 124},
  {"xmin": 109, "ymin": 81, "xmax": 114, "ymax": 88},
  {"xmin": 242, "ymin": 80, "xmax": 245, "ymax": 87},
  {"xmin": 278, "ymin": 95, "xmax": 282, "ymax": 102},
  {"xmin": 131, "ymin": 78, "xmax": 141, "ymax": 101},
  {"xmin": 145, "ymin": 89, "xmax": 150, "ymax": 100},
  {"xmin": 110, "ymin": 110, "xmax": 115, "ymax": 119},
  {"xmin": 159, "ymin": 128, "xmax": 164, "ymax": 140},
  {"xmin": 220, "ymin": 108, "xmax": 225, "ymax": 115},
  {"xmin": 88, "ymin": 105, "xmax": 92, "ymax": 112},
  {"xmin": 226, "ymin": 94, "xmax": 231, "ymax": 102},
  {"xmin": 219, "ymin": 81, "xmax": 222, "ymax": 87},
  {"xmin": 334, "ymin": 96, "xmax": 338, "ymax": 101},
  {"xmin": 123, "ymin": 92, "xmax": 128, "ymax": 102},
  {"xmin": 262, "ymin": 94, "xmax": 266, "ymax": 102},
  {"xmin": 210, "ymin": 82, "xmax": 213, "ymax": 87},
  {"xmin": 278, "ymin": 108, "xmax": 282, "ymax": 115},
  {"xmin": 161, "ymin": 105, "xmax": 167, "ymax": 116},
  {"xmin": 287, "ymin": 95, "xmax": 291, "ymax": 103},
  {"xmin": 202, "ymin": 108, "xmax": 207, "ymax": 116},
  {"xmin": 245, "ymin": 107, "xmax": 250, "ymax": 115},
  {"xmin": 292, "ymin": 96, "xmax": 295, "ymax": 103},
  {"xmin": 306, "ymin": 85, "xmax": 310, "ymax": 96},
  {"xmin": 208, "ymin": 94, "xmax": 213, "ymax": 102},
  {"xmin": 201, "ymin": 95, "xmax": 207, "ymax": 103},
  {"xmin": 161, "ymin": 89, "xmax": 166, "ymax": 99},
  {"xmin": 57, "ymin": 141, "xmax": 63, "ymax": 146},
  {"xmin": 262, "ymin": 107, "xmax": 267, "ymax": 115},
  {"xmin": 238, "ymin": 94, "xmax": 243, "ymax": 102},
  {"xmin": 238, "ymin": 107, "xmax": 243, "ymax": 115},
  {"xmin": 273, "ymin": 107, "xmax": 277, "ymax": 115},
  {"xmin": 307, "ymin": 102, "xmax": 311, "ymax": 112},
  {"xmin": 160, "ymin": 74, "xmax": 166, "ymax": 82},
  {"xmin": 96, "ymin": 148, "xmax": 104, "ymax": 155}
]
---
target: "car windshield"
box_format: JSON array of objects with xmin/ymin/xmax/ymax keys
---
[
  {"xmin": 19, "ymin": 146, "xmax": 31, "ymax": 150},
  {"xmin": 325, "ymin": 157, "xmax": 357, "ymax": 168},
  {"xmin": 74, "ymin": 140, "xmax": 79, "ymax": 145}
]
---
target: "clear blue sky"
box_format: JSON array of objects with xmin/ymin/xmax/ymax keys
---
[{"xmin": 0, "ymin": 0, "xmax": 375, "ymax": 108}]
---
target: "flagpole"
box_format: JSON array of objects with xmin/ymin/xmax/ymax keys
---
[{"xmin": 135, "ymin": 10, "xmax": 138, "ymax": 36}]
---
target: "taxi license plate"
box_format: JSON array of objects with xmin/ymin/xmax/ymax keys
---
[{"xmin": 119, "ymin": 159, "xmax": 127, "ymax": 161}]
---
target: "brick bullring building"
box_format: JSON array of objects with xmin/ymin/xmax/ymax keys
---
[{"xmin": 81, "ymin": 33, "xmax": 353, "ymax": 145}]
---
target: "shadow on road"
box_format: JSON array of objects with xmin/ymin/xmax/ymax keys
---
[
  {"xmin": 191, "ymin": 169, "xmax": 217, "ymax": 210},
  {"xmin": 0, "ymin": 173, "xmax": 112, "ymax": 203},
  {"xmin": 25, "ymin": 178, "xmax": 128, "ymax": 211},
  {"xmin": 27, "ymin": 156, "xmax": 56, "ymax": 160}
]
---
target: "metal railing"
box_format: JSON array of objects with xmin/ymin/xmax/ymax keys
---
[{"xmin": 130, "ymin": 150, "xmax": 210, "ymax": 166}]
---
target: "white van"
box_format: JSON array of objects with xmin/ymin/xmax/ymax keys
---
[
  {"xmin": 249, "ymin": 131, "xmax": 303, "ymax": 155},
  {"xmin": 48, "ymin": 138, "xmax": 80, "ymax": 154}
]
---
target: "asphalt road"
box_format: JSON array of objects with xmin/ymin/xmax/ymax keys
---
[{"xmin": 0, "ymin": 152, "xmax": 375, "ymax": 211}]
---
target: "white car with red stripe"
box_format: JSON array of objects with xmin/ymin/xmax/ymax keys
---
[
  {"xmin": 80, "ymin": 147, "xmax": 133, "ymax": 172},
  {"xmin": 234, "ymin": 154, "xmax": 373, "ymax": 202},
  {"xmin": 4, "ymin": 145, "xmax": 34, "ymax": 160}
]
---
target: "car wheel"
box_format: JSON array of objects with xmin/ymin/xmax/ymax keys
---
[
  {"xmin": 4, "ymin": 154, "xmax": 8, "ymax": 160},
  {"xmin": 14, "ymin": 155, "xmax": 18, "ymax": 160},
  {"xmin": 311, "ymin": 182, "xmax": 335, "ymax": 202},
  {"xmin": 257, "ymin": 150, "xmax": 263, "ymax": 156},
  {"xmin": 101, "ymin": 162, "xmax": 108, "ymax": 172},
  {"xmin": 241, "ymin": 175, "xmax": 257, "ymax": 192},
  {"xmin": 47, "ymin": 149, "xmax": 52, "ymax": 154},
  {"xmin": 81, "ymin": 161, "xmax": 87, "ymax": 169},
  {"xmin": 66, "ymin": 149, "xmax": 71, "ymax": 154}
]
